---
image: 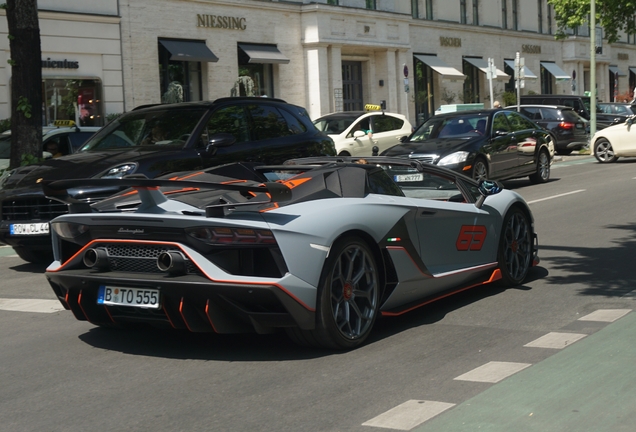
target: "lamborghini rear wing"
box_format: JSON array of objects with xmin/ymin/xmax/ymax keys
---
[{"xmin": 42, "ymin": 178, "xmax": 292, "ymax": 214}]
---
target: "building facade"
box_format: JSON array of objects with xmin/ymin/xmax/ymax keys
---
[
  {"xmin": 0, "ymin": 0, "xmax": 124, "ymax": 126},
  {"xmin": 2, "ymin": 0, "xmax": 636, "ymax": 126}
]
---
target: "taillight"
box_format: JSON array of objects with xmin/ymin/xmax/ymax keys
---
[
  {"xmin": 559, "ymin": 121, "xmax": 575, "ymax": 130},
  {"xmin": 186, "ymin": 226, "xmax": 276, "ymax": 245}
]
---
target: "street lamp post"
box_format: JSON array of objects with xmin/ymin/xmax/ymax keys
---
[{"xmin": 590, "ymin": 0, "xmax": 596, "ymax": 139}]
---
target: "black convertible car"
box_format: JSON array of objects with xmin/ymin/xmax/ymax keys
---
[{"xmin": 381, "ymin": 109, "xmax": 553, "ymax": 184}]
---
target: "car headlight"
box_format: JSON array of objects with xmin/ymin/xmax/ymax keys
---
[
  {"xmin": 438, "ymin": 151, "xmax": 470, "ymax": 166},
  {"xmin": 99, "ymin": 163, "xmax": 138, "ymax": 179},
  {"xmin": 51, "ymin": 222, "xmax": 89, "ymax": 239}
]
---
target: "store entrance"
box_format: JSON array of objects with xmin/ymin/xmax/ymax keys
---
[
  {"xmin": 342, "ymin": 61, "xmax": 363, "ymax": 111},
  {"xmin": 42, "ymin": 78, "xmax": 103, "ymax": 127}
]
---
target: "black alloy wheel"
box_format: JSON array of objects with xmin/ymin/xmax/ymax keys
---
[
  {"xmin": 287, "ymin": 236, "xmax": 379, "ymax": 350},
  {"xmin": 471, "ymin": 158, "xmax": 489, "ymax": 182},
  {"xmin": 497, "ymin": 208, "xmax": 532, "ymax": 286},
  {"xmin": 529, "ymin": 149, "xmax": 550, "ymax": 184}
]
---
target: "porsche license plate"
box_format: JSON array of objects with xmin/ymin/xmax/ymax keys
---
[
  {"xmin": 97, "ymin": 286, "xmax": 161, "ymax": 309},
  {"xmin": 394, "ymin": 173, "xmax": 424, "ymax": 182},
  {"xmin": 10, "ymin": 223, "xmax": 49, "ymax": 235}
]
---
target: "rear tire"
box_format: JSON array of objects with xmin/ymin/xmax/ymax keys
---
[
  {"xmin": 286, "ymin": 236, "xmax": 379, "ymax": 350},
  {"xmin": 593, "ymin": 138, "xmax": 618, "ymax": 163},
  {"xmin": 529, "ymin": 149, "xmax": 550, "ymax": 184},
  {"xmin": 498, "ymin": 208, "xmax": 532, "ymax": 286}
]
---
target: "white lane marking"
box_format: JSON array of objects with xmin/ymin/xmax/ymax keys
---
[
  {"xmin": 524, "ymin": 332, "xmax": 587, "ymax": 349},
  {"xmin": 527, "ymin": 189, "xmax": 585, "ymax": 204},
  {"xmin": 0, "ymin": 298, "xmax": 65, "ymax": 313},
  {"xmin": 362, "ymin": 400, "xmax": 455, "ymax": 430},
  {"xmin": 578, "ymin": 309, "xmax": 631, "ymax": 322},
  {"xmin": 453, "ymin": 361, "xmax": 531, "ymax": 383}
]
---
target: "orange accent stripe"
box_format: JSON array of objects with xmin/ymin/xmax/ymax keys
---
[
  {"xmin": 77, "ymin": 290, "xmax": 92, "ymax": 322},
  {"xmin": 178, "ymin": 297, "xmax": 194, "ymax": 332},
  {"xmin": 133, "ymin": 186, "xmax": 160, "ymax": 191},
  {"xmin": 164, "ymin": 187, "xmax": 199, "ymax": 195},
  {"xmin": 221, "ymin": 179, "xmax": 248, "ymax": 184},
  {"xmin": 174, "ymin": 171, "xmax": 204, "ymax": 181},
  {"xmin": 162, "ymin": 305, "xmax": 176, "ymax": 328},
  {"xmin": 103, "ymin": 304, "xmax": 115, "ymax": 323},
  {"xmin": 381, "ymin": 269, "xmax": 502, "ymax": 317},
  {"xmin": 46, "ymin": 239, "xmax": 315, "ymax": 312},
  {"xmin": 205, "ymin": 300, "xmax": 219, "ymax": 333},
  {"xmin": 281, "ymin": 177, "xmax": 311, "ymax": 189},
  {"xmin": 259, "ymin": 202, "xmax": 279, "ymax": 212}
]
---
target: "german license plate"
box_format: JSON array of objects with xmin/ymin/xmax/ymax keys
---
[
  {"xmin": 394, "ymin": 173, "xmax": 424, "ymax": 182},
  {"xmin": 10, "ymin": 223, "xmax": 49, "ymax": 235},
  {"xmin": 97, "ymin": 285, "xmax": 160, "ymax": 309}
]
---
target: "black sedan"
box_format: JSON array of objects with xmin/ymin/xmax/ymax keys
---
[
  {"xmin": 597, "ymin": 102, "xmax": 636, "ymax": 125},
  {"xmin": 381, "ymin": 109, "xmax": 553, "ymax": 184},
  {"xmin": 0, "ymin": 97, "xmax": 335, "ymax": 263}
]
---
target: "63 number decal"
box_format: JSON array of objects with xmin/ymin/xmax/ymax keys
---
[{"xmin": 456, "ymin": 225, "xmax": 487, "ymax": 251}]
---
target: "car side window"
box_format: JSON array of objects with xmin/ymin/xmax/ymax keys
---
[
  {"xmin": 506, "ymin": 112, "xmax": 536, "ymax": 131},
  {"xmin": 492, "ymin": 112, "xmax": 511, "ymax": 133},
  {"xmin": 248, "ymin": 104, "xmax": 292, "ymax": 141},
  {"xmin": 347, "ymin": 119, "xmax": 370, "ymax": 138},
  {"xmin": 539, "ymin": 108, "xmax": 558, "ymax": 120},
  {"xmin": 203, "ymin": 105, "xmax": 250, "ymax": 146},
  {"xmin": 278, "ymin": 108, "xmax": 306, "ymax": 135},
  {"xmin": 520, "ymin": 107, "xmax": 541, "ymax": 120},
  {"xmin": 615, "ymin": 105, "xmax": 629, "ymax": 115},
  {"xmin": 373, "ymin": 115, "xmax": 403, "ymax": 133},
  {"xmin": 69, "ymin": 132, "xmax": 96, "ymax": 151}
]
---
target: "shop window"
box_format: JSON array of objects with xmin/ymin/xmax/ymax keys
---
[
  {"xmin": 42, "ymin": 78, "xmax": 103, "ymax": 127},
  {"xmin": 460, "ymin": 0, "xmax": 467, "ymax": 24},
  {"xmin": 414, "ymin": 57, "xmax": 435, "ymax": 124},
  {"xmin": 236, "ymin": 51, "xmax": 273, "ymax": 98},
  {"xmin": 366, "ymin": 0, "xmax": 376, "ymax": 9},
  {"xmin": 463, "ymin": 59, "xmax": 481, "ymax": 103},
  {"xmin": 158, "ymin": 41, "xmax": 203, "ymax": 103}
]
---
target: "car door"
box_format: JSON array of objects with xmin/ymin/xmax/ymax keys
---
[
  {"xmin": 487, "ymin": 111, "xmax": 518, "ymax": 177},
  {"xmin": 409, "ymin": 172, "xmax": 497, "ymax": 285},
  {"xmin": 506, "ymin": 111, "xmax": 541, "ymax": 173},
  {"xmin": 369, "ymin": 114, "xmax": 407, "ymax": 154},
  {"xmin": 344, "ymin": 116, "xmax": 375, "ymax": 156},
  {"xmin": 606, "ymin": 120, "xmax": 636, "ymax": 156}
]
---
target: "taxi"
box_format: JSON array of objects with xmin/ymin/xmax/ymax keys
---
[{"xmin": 313, "ymin": 104, "xmax": 412, "ymax": 156}]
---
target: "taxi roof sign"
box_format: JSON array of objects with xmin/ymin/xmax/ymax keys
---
[
  {"xmin": 365, "ymin": 104, "xmax": 382, "ymax": 111},
  {"xmin": 53, "ymin": 120, "xmax": 75, "ymax": 127}
]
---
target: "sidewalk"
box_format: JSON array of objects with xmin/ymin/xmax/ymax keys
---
[{"xmin": 415, "ymin": 312, "xmax": 636, "ymax": 431}]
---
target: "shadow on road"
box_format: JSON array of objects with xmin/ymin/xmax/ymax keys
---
[
  {"xmin": 9, "ymin": 261, "xmax": 48, "ymax": 274},
  {"xmin": 540, "ymin": 222, "xmax": 636, "ymax": 298},
  {"xmin": 77, "ymin": 267, "xmax": 544, "ymax": 361}
]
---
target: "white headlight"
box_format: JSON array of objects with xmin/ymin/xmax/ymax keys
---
[
  {"xmin": 99, "ymin": 163, "xmax": 138, "ymax": 179},
  {"xmin": 438, "ymin": 151, "xmax": 470, "ymax": 166}
]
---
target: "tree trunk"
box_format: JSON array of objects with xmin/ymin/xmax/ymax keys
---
[{"xmin": 6, "ymin": 0, "xmax": 43, "ymax": 169}]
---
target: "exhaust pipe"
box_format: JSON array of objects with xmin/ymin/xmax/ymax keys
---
[
  {"xmin": 157, "ymin": 251, "xmax": 187, "ymax": 275},
  {"xmin": 83, "ymin": 247, "xmax": 109, "ymax": 271}
]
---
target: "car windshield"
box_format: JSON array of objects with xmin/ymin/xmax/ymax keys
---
[
  {"xmin": 80, "ymin": 108, "xmax": 208, "ymax": 151},
  {"xmin": 409, "ymin": 114, "xmax": 486, "ymax": 142},
  {"xmin": 314, "ymin": 113, "xmax": 363, "ymax": 135}
]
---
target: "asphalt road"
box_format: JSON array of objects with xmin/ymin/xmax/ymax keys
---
[{"xmin": 1, "ymin": 154, "xmax": 635, "ymax": 432}]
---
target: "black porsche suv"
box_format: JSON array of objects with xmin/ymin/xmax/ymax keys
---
[{"xmin": 0, "ymin": 97, "xmax": 335, "ymax": 262}]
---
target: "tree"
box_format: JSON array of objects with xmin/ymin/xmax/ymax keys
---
[
  {"xmin": 549, "ymin": 0, "xmax": 636, "ymax": 44},
  {"xmin": 4, "ymin": 0, "xmax": 42, "ymax": 169}
]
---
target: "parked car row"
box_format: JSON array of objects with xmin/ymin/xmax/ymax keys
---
[{"xmin": 1, "ymin": 94, "xmax": 633, "ymax": 265}]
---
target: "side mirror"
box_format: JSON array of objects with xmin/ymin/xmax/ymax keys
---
[
  {"xmin": 627, "ymin": 116, "xmax": 634, "ymax": 126},
  {"xmin": 352, "ymin": 130, "xmax": 366, "ymax": 139},
  {"xmin": 204, "ymin": 133, "xmax": 236, "ymax": 155},
  {"xmin": 494, "ymin": 130, "xmax": 509, "ymax": 137},
  {"xmin": 475, "ymin": 179, "xmax": 503, "ymax": 208},
  {"xmin": 399, "ymin": 135, "xmax": 409, "ymax": 143}
]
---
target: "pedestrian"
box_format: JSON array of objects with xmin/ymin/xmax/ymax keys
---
[{"xmin": 493, "ymin": 100, "xmax": 501, "ymax": 108}]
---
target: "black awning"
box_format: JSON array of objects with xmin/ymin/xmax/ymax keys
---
[
  {"xmin": 159, "ymin": 39, "xmax": 218, "ymax": 63},
  {"xmin": 238, "ymin": 43, "xmax": 289, "ymax": 64}
]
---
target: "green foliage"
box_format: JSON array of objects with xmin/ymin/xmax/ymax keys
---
[
  {"xmin": 548, "ymin": 0, "xmax": 636, "ymax": 44},
  {"xmin": 7, "ymin": 59, "xmax": 15, "ymax": 66},
  {"xmin": 106, "ymin": 112, "xmax": 123, "ymax": 124},
  {"xmin": 7, "ymin": 34, "xmax": 14, "ymax": 40},
  {"xmin": 441, "ymin": 88, "xmax": 457, "ymax": 104},
  {"xmin": 0, "ymin": 4, "xmax": 6, "ymax": 9},
  {"xmin": 16, "ymin": 96, "xmax": 32, "ymax": 118},
  {"xmin": 20, "ymin": 153, "xmax": 44, "ymax": 167},
  {"xmin": 0, "ymin": 118, "xmax": 10, "ymax": 133},
  {"xmin": 502, "ymin": 91, "xmax": 517, "ymax": 106}
]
